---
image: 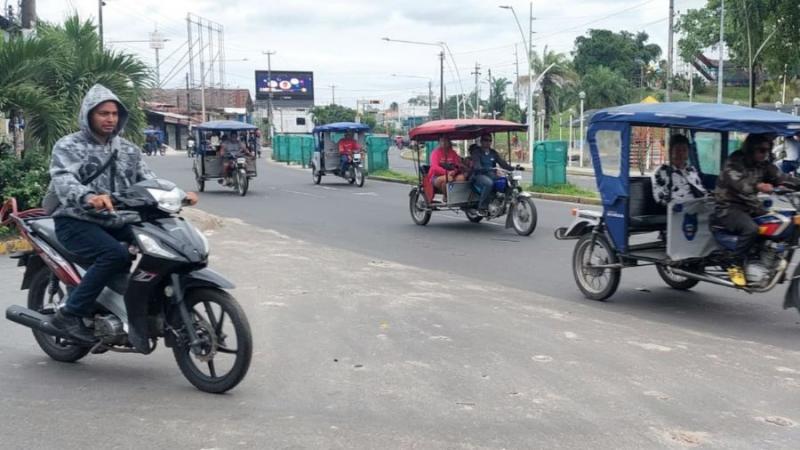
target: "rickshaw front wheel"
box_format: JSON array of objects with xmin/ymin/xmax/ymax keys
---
[
  {"xmin": 409, "ymin": 188, "xmax": 431, "ymax": 226},
  {"xmin": 656, "ymin": 264, "xmax": 699, "ymax": 290},
  {"xmin": 311, "ymin": 164, "xmax": 322, "ymax": 184},
  {"xmin": 572, "ymin": 233, "xmax": 620, "ymax": 301}
]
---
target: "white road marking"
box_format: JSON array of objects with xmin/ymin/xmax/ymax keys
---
[
  {"xmin": 280, "ymin": 189, "xmax": 325, "ymax": 198},
  {"xmin": 353, "ymin": 192, "xmax": 378, "ymax": 196}
]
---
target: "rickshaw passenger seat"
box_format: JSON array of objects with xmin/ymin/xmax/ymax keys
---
[{"xmin": 628, "ymin": 176, "xmax": 667, "ymax": 231}]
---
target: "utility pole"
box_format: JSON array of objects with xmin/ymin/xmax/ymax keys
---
[
  {"xmin": 187, "ymin": 14, "xmax": 194, "ymax": 90},
  {"xmin": 487, "ymin": 68, "xmax": 493, "ymax": 119},
  {"xmin": 666, "ymin": 0, "xmax": 674, "ymax": 102},
  {"xmin": 149, "ymin": 27, "xmax": 164, "ymax": 87},
  {"xmin": 20, "ymin": 0, "xmax": 35, "ymax": 29},
  {"xmin": 185, "ymin": 73, "xmax": 191, "ymax": 119},
  {"xmin": 717, "ymin": 0, "xmax": 725, "ymax": 103},
  {"xmin": 428, "ymin": 79, "xmax": 433, "ymax": 120},
  {"xmin": 439, "ymin": 51, "xmax": 445, "ymax": 119},
  {"xmin": 98, "ymin": 0, "xmax": 105, "ymax": 49},
  {"xmin": 329, "ymin": 84, "xmax": 336, "ymax": 105},
  {"xmin": 263, "ymin": 50, "xmax": 276, "ymax": 142},
  {"xmin": 471, "ymin": 62, "xmax": 481, "ymax": 118}
]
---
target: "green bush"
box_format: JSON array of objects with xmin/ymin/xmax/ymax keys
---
[{"xmin": 0, "ymin": 150, "xmax": 50, "ymax": 210}]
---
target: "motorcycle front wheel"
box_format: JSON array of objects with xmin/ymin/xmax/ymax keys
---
[
  {"xmin": 173, "ymin": 288, "xmax": 253, "ymax": 394},
  {"xmin": 236, "ymin": 170, "xmax": 249, "ymax": 196},
  {"xmin": 511, "ymin": 197, "xmax": 538, "ymax": 236}
]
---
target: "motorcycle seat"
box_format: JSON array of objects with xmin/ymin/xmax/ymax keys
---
[{"xmin": 29, "ymin": 219, "xmax": 131, "ymax": 267}]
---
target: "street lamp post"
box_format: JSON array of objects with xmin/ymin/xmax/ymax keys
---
[
  {"xmin": 568, "ymin": 109, "xmax": 574, "ymax": 165},
  {"xmin": 579, "ymin": 91, "xmax": 586, "ymax": 167},
  {"xmin": 499, "ymin": 3, "xmax": 534, "ymax": 167},
  {"xmin": 263, "ymin": 50, "xmax": 276, "ymax": 143},
  {"xmin": 382, "ymin": 38, "xmax": 464, "ymax": 120}
]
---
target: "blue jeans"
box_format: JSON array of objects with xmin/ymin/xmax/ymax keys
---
[
  {"xmin": 472, "ymin": 174, "xmax": 496, "ymax": 209},
  {"xmin": 339, "ymin": 155, "xmax": 351, "ymax": 174},
  {"xmin": 54, "ymin": 218, "xmax": 134, "ymax": 317}
]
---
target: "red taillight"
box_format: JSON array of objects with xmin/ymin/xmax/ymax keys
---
[{"xmin": 758, "ymin": 223, "xmax": 782, "ymax": 236}]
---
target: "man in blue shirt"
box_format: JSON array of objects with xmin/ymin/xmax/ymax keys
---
[{"xmin": 469, "ymin": 134, "xmax": 514, "ymax": 216}]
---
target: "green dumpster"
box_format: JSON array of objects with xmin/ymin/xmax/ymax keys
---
[
  {"xmin": 365, "ymin": 135, "xmax": 391, "ymax": 172},
  {"xmin": 300, "ymin": 135, "xmax": 315, "ymax": 168},
  {"xmin": 533, "ymin": 140, "xmax": 568, "ymax": 186}
]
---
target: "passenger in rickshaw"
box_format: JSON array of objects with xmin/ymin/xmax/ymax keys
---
[
  {"xmin": 651, "ymin": 134, "xmax": 707, "ymax": 206},
  {"xmin": 712, "ymin": 133, "xmax": 799, "ymax": 286},
  {"xmin": 429, "ymin": 137, "xmax": 467, "ymax": 195},
  {"xmin": 219, "ymin": 132, "xmax": 252, "ymax": 182},
  {"xmin": 338, "ymin": 131, "xmax": 361, "ymax": 174},
  {"xmin": 469, "ymin": 134, "xmax": 514, "ymax": 215}
]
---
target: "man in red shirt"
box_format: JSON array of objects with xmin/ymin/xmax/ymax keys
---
[{"xmin": 338, "ymin": 131, "xmax": 360, "ymax": 174}]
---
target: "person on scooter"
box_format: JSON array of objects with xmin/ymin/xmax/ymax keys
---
[
  {"xmin": 713, "ymin": 133, "xmax": 797, "ymax": 287},
  {"xmin": 429, "ymin": 137, "xmax": 467, "ymax": 196},
  {"xmin": 220, "ymin": 132, "xmax": 252, "ymax": 183},
  {"xmin": 651, "ymin": 134, "xmax": 707, "ymax": 206},
  {"xmin": 46, "ymin": 84, "xmax": 198, "ymax": 344},
  {"xmin": 469, "ymin": 134, "xmax": 514, "ymax": 216},
  {"xmin": 338, "ymin": 131, "xmax": 361, "ymax": 174}
]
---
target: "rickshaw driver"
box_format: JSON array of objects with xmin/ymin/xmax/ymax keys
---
[
  {"xmin": 651, "ymin": 134, "xmax": 707, "ymax": 205},
  {"xmin": 338, "ymin": 131, "xmax": 361, "ymax": 174},
  {"xmin": 219, "ymin": 132, "xmax": 252, "ymax": 182},
  {"xmin": 470, "ymin": 134, "xmax": 514, "ymax": 215},
  {"xmin": 429, "ymin": 137, "xmax": 467, "ymax": 195},
  {"xmin": 713, "ymin": 133, "xmax": 799, "ymax": 286}
]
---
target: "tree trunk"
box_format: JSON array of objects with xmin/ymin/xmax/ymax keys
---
[{"xmin": 749, "ymin": 64, "xmax": 756, "ymax": 108}]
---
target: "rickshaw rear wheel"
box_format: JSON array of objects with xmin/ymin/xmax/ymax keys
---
[
  {"xmin": 572, "ymin": 233, "xmax": 620, "ymax": 301},
  {"xmin": 465, "ymin": 209, "xmax": 483, "ymax": 223},
  {"xmin": 656, "ymin": 264, "xmax": 699, "ymax": 290},
  {"xmin": 409, "ymin": 187, "xmax": 431, "ymax": 226},
  {"xmin": 311, "ymin": 164, "xmax": 322, "ymax": 184}
]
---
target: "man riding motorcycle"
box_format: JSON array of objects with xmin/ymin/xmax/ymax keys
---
[
  {"xmin": 44, "ymin": 84, "xmax": 198, "ymax": 345},
  {"xmin": 712, "ymin": 133, "xmax": 797, "ymax": 286},
  {"xmin": 469, "ymin": 134, "xmax": 515, "ymax": 216},
  {"xmin": 338, "ymin": 131, "xmax": 360, "ymax": 174},
  {"xmin": 219, "ymin": 132, "xmax": 252, "ymax": 183}
]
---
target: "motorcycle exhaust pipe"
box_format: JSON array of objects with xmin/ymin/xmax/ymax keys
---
[
  {"xmin": 670, "ymin": 268, "xmax": 737, "ymax": 288},
  {"xmin": 5, "ymin": 305, "xmax": 74, "ymax": 340}
]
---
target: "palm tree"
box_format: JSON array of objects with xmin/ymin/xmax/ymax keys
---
[
  {"xmin": 0, "ymin": 36, "xmax": 70, "ymax": 153},
  {"xmin": 530, "ymin": 49, "xmax": 578, "ymax": 133}
]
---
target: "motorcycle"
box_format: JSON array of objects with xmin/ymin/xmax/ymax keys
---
[
  {"xmin": 220, "ymin": 156, "xmax": 250, "ymax": 196},
  {"xmin": 1, "ymin": 179, "xmax": 253, "ymax": 393}
]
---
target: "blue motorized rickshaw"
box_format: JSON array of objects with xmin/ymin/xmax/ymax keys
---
[
  {"xmin": 143, "ymin": 128, "xmax": 164, "ymax": 156},
  {"xmin": 192, "ymin": 120, "xmax": 258, "ymax": 196},
  {"xmin": 555, "ymin": 102, "xmax": 800, "ymax": 314},
  {"xmin": 310, "ymin": 122, "xmax": 369, "ymax": 187}
]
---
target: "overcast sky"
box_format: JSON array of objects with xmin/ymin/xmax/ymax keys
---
[{"xmin": 36, "ymin": 0, "xmax": 708, "ymax": 107}]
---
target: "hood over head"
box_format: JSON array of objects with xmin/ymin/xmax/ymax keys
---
[{"xmin": 78, "ymin": 84, "xmax": 129, "ymax": 139}]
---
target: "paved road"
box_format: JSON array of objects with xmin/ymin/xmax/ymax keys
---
[{"xmin": 1, "ymin": 150, "xmax": 799, "ymax": 448}]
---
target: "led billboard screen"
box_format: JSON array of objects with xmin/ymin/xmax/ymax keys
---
[{"xmin": 255, "ymin": 70, "xmax": 314, "ymax": 102}]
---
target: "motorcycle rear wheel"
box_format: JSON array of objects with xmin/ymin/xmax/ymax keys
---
[
  {"xmin": 173, "ymin": 288, "xmax": 252, "ymax": 394},
  {"xmin": 27, "ymin": 268, "xmax": 90, "ymax": 362}
]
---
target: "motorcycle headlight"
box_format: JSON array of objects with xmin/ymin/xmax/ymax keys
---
[
  {"xmin": 135, "ymin": 232, "xmax": 180, "ymax": 260},
  {"xmin": 147, "ymin": 187, "xmax": 184, "ymax": 213},
  {"xmin": 237, "ymin": 157, "xmax": 247, "ymax": 164},
  {"xmin": 512, "ymin": 173, "xmax": 523, "ymax": 181}
]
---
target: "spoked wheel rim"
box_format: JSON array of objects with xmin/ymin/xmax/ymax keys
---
[
  {"xmin": 182, "ymin": 300, "xmax": 243, "ymax": 383},
  {"xmin": 36, "ymin": 280, "xmax": 72, "ymax": 349},
  {"xmin": 511, "ymin": 198, "xmax": 537, "ymax": 235},
  {"xmin": 355, "ymin": 168, "xmax": 365, "ymax": 187},
  {"xmin": 574, "ymin": 236, "xmax": 617, "ymax": 296},
  {"xmin": 409, "ymin": 189, "xmax": 431, "ymax": 225}
]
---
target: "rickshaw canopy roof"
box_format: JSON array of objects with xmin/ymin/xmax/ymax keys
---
[
  {"xmin": 195, "ymin": 120, "xmax": 258, "ymax": 131},
  {"xmin": 591, "ymin": 102, "xmax": 800, "ymax": 135},
  {"xmin": 409, "ymin": 119, "xmax": 527, "ymax": 141},
  {"xmin": 312, "ymin": 122, "xmax": 371, "ymax": 133}
]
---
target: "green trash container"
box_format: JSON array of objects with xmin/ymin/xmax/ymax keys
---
[
  {"xmin": 366, "ymin": 135, "xmax": 391, "ymax": 172},
  {"xmin": 300, "ymin": 135, "xmax": 315, "ymax": 168},
  {"xmin": 271, "ymin": 135, "xmax": 283, "ymax": 161},
  {"xmin": 288, "ymin": 135, "xmax": 303, "ymax": 164},
  {"xmin": 532, "ymin": 140, "xmax": 568, "ymax": 186}
]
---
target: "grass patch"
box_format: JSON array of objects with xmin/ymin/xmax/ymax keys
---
[
  {"xmin": 0, "ymin": 225, "xmax": 18, "ymax": 239},
  {"xmin": 526, "ymin": 183, "xmax": 598, "ymax": 198},
  {"xmin": 370, "ymin": 169, "xmax": 418, "ymax": 184}
]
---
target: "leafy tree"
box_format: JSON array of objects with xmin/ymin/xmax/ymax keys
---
[
  {"xmin": 532, "ymin": 49, "xmax": 578, "ymax": 132},
  {"xmin": 487, "ymin": 77, "xmax": 511, "ymax": 118},
  {"xmin": 310, "ymin": 104, "xmax": 357, "ymax": 125},
  {"xmin": 573, "ymin": 29, "xmax": 661, "ymax": 82},
  {"xmin": 502, "ymin": 100, "xmax": 525, "ymax": 124},
  {"xmin": 677, "ymin": 0, "xmax": 800, "ymax": 106},
  {"xmin": 580, "ymin": 66, "xmax": 633, "ymax": 109}
]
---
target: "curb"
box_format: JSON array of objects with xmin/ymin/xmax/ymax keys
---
[
  {"xmin": 0, "ymin": 237, "xmax": 32, "ymax": 255},
  {"xmin": 369, "ymin": 176, "xmax": 416, "ymax": 186}
]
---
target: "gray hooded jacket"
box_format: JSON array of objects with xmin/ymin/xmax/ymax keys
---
[{"xmin": 46, "ymin": 84, "xmax": 155, "ymax": 225}]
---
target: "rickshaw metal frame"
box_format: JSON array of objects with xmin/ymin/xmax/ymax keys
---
[{"xmin": 192, "ymin": 120, "xmax": 259, "ymax": 187}]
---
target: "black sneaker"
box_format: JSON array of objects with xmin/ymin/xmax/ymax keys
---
[
  {"xmin": 478, "ymin": 209, "xmax": 489, "ymax": 217},
  {"xmin": 52, "ymin": 309, "xmax": 97, "ymax": 343}
]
